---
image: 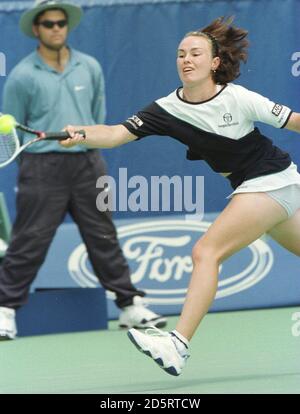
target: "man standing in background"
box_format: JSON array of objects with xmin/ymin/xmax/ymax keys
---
[{"xmin": 0, "ymin": 0, "xmax": 166, "ymax": 340}]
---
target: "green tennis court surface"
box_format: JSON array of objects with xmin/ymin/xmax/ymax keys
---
[{"xmin": 0, "ymin": 307, "xmax": 299, "ymax": 394}]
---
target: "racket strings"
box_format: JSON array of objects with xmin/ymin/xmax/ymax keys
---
[{"xmin": 0, "ymin": 131, "xmax": 18, "ymax": 165}]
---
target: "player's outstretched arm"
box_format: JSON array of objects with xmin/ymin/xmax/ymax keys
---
[
  {"xmin": 61, "ymin": 124, "xmax": 137, "ymax": 148},
  {"xmin": 285, "ymin": 112, "xmax": 300, "ymax": 133}
]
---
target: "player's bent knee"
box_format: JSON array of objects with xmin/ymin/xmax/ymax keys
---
[{"xmin": 191, "ymin": 239, "xmax": 220, "ymax": 265}]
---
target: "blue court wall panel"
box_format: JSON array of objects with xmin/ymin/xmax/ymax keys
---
[
  {"xmin": 0, "ymin": 0, "xmax": 299, "ymax": 220},
  {"xmin": 30, "ymin": 215, "xmax": 300, "ymax": 320}
]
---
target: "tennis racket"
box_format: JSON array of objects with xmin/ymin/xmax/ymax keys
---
[{"xmin": 0, "ymin": 113, "xmax": 85, "ymax": 168}]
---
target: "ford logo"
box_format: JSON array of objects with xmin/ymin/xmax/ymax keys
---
[{"xmin": 68, "ymin": 219, "xmax": 274, "ymax": 305}]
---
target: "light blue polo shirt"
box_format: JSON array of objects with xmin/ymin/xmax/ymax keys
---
[{"xmin": 2, "ymin": 48, "xmax": 106, "ymax": 152}]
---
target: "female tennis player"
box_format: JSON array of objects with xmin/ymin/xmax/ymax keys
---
[{"xmin": 62, "ymin": 17, "xmax": 300, "ymax": 376}]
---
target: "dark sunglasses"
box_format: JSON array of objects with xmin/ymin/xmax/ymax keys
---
[{"xmin": 37, "ymin": 19, "xmax": 68, "ymax": 29}]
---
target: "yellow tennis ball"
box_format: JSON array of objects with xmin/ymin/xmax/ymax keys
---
[{"xmin": 0, "ymin": 114, "xmax": 16, "ymax": 134}]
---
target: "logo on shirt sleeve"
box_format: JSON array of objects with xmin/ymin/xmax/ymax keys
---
[
  {"xmin": 126, "ymin": 115, "xmax": 144, "ymax": 130},
  {"xmin": 272, "ymin": 104, "xmax": 283, "ymax": 117}
]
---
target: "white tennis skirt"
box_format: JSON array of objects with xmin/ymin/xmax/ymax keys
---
[{"xmin": 228, "ymin": 162, "xmax": 300, "ymax": 217}]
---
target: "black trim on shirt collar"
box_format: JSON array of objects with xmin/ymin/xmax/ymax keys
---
[{"xmin": 176, "ymin": 84, "xmax": 227, "ymax": 105}]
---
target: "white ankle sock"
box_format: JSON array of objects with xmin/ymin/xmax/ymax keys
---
[{"xmin": 171, "ymin": 330, "xmax": 189, "ymax": 350}]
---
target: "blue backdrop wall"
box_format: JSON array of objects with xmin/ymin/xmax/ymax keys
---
[{"xmin": 0, "ymin": 0, "xmax": 299, "ymax": 220}]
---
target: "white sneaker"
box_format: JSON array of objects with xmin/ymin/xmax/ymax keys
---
[
  {"xmin": 0, "ymin": 307, "xmax": 17, "ymax": 340},
  {"xmin": 127, "ymin": 327, "xmax": 189, "ymax": 376},
  {"xmin": 119, "ymin": 296, "xmax": 167, "ymax": 329}
]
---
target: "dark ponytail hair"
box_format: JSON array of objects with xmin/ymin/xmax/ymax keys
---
[{"xmin": 184, "ymin": 17, "xmax": 249, "ymax": 84}]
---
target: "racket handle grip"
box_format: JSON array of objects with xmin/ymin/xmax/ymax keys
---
[{"xmin": 44, "ymin": 130, "xmax": 86, "ymax": 140}]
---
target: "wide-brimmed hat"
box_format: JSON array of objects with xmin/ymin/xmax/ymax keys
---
[{"xmin": 19, "ymin": 0, "xmax": 83, "ymax": 38}]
